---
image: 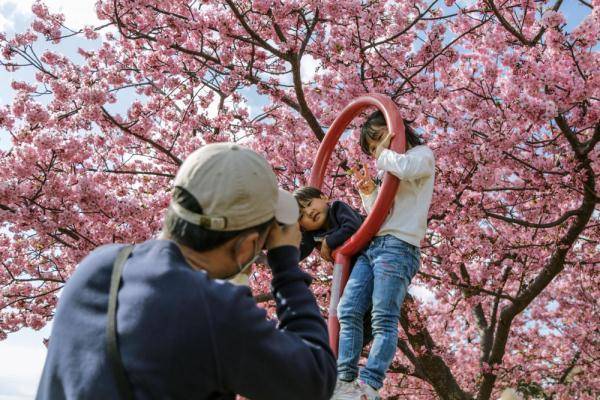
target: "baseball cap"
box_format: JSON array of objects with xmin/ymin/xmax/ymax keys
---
[{"xmin": 170, "ymin": 143, "xmax": 299, "ymax": 231}]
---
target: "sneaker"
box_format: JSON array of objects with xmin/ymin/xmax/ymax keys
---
[
  {"xmin": 331, "ymin": 379, "xmax": 363, "ymax": 400},
  {"xmin": 358, "ymin": 381, "xmax": 381, "ymax": 400}
]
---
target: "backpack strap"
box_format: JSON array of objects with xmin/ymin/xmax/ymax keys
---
[{"xmin": 106, "ymin": 245, "xmax": 135, "ymax": 399}]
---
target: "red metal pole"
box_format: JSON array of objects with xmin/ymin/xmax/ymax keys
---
[{"xmin": 308, "ymin": 94, "xmax": 405, "ymax": 356}]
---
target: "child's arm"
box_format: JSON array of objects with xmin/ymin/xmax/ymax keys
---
[
  {"xmin": 359, "ymin": 187, "xmax": 379, "ymax": 214},
  {"xmin": 324, "ymin": 202, "xmax": 363, "ymax": 250},
  {"xmin": 352, "ymin": 164, "xmax": 379, "ymax": 214},
  {"xmin": 377, "ymin": 146, "xmax": 435, "ymax": 180},
  {"xmin": 299, "ymin": 233, "xmax": 317, "ymax": 261},
  {"xmin": 320, "ymin": 240, "xmax": 333, "ymax": 262}
]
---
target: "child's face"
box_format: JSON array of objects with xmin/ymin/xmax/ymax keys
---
[
  {"xmin": 366, "ymin": 126, "xmax": 388, "ymax": 156},
  {"xmin": 298, "ymin": 196, "xmax": 329, "ymax": 231}
]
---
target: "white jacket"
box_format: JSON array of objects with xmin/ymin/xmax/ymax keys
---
[{"xmin": 360, "ymin": 145, "xmax": 435, "ymax": 248}]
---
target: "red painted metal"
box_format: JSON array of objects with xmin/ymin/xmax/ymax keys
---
[{"xmin": 308, "ymin": 94, "xmax": 405, "ymax": 356}]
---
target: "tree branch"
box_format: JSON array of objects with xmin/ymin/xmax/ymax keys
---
[
  {"xmin": 582, "ymin": 123, "xmax": 600, "ymax": 155},
  {"xmin": 290, "ymin": 55, "xmax": 325, "ymax": 141},
  {"xmin": 484, "ymin": 0, "xmax": 562, "ymax": 46},
  {"xmin": 86, "ymin": 168, "xmax": 175, "ymax": 178},
  {"xmin": 224, "ymin": 0, "xmax": 287, "ymax": 59},
  {"xmin": 477, "ymin": 121, "xmax": 597, "ymax": 399},
  {"xmin": 101, "ymin": 107, "xmax": 182, "ymax": 166},
  {"xmin": 361, "ymin": 1, "xmax": 439, "ymax": 51},
  {"xmin": 399, "ymin": 295, "xmax": 473, "ymax": 400},
  {"xmin": 484, "ymin": 209, "xmax": 581, "ymax": 229}
]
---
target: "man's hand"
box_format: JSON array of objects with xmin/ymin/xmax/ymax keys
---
[
  {"xmin": 351, "ymin": 164, "xmax": 376, "ymax": 195},
  {"xmin": 320, "ymin": 239, "xmax": 333, "ymax": 262},
  {"xmin": 265, "ymin": 222, "xmax": 301, "ymax": 251}
]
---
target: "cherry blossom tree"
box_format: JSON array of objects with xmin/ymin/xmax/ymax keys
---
[{"xmin": 1, "ymin": 0, "xmax": 598, "ymax": 398}]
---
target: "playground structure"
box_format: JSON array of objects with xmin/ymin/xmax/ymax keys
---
[{"xmin": 308, "ymin": 94, "xmax": 406, "ymax": 356}]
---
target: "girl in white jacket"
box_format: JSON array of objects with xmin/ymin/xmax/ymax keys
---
[{"xmin": 332, "ymin": 111, "xmax": 435, "ymax": 400}]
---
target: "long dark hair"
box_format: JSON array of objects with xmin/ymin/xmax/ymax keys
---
[{"xmin": 360, "ymin": 110, "xmax": 423, "ymax": 155}]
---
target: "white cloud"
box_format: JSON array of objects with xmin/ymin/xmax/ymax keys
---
[
  {"xmin": 274, "ymin": 54, "xmax": 320, "ymax": 87},
  {"xmin": 2, "ymin": 0, "xmax": 33, "ymax": 17},
  {"xmin": 0, "ymin": 130, "xmax": 12, "ymax": 151},
  {"xmin": 409, "ymin": 284, "xmax": 436, "ymax": 303},
  {"xmin": 47, "ymin": 0, "xmax": 101, "ymax": 27},
  {"xmin": 0, "ymin": 10, "xmax": 14, "ymax": 31},
  {"xmin": 0, "ymin": 325, "xmax": 51, "ymax": 400},
  {"xmin": 1, "ymin": 0, "xmax": 101, "ymax": 32},
  {"xmin": 300, "ymin": 54, "xmax": 320, "ymax": 83}
]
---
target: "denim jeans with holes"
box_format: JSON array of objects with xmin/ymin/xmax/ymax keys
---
[{"xmin": 336, "ymin": 235, "xmax": 420, "ymax": 390}]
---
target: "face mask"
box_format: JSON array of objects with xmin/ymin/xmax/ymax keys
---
[
  {"xmin": 226, "ymin": 239, "xmax": 260, "ymax": 286},
  {"xmin": 227, "ymin": 270, "xmax": 251, "ymax": 286}
]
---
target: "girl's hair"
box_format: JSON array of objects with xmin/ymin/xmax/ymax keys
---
[{"xmin": 360, "ymin": 110, "xmax": 423, "ymax": 155}]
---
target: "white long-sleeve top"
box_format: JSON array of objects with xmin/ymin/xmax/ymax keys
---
[{"xmin": 360, "ymin": 145, "xmax": 435, "ymax": 248}]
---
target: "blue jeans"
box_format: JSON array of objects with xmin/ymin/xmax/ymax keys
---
[{"xmin": 337, "ymin": 235, "xmax": 420, "ymax": 389}]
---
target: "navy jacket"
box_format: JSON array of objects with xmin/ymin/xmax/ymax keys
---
[
  {"xmin": 36, "ymin": 240, "xmax": 336, "ymax": 400},
  {"xmin": 299, "ymin": 200, "xmax": 364, "ymax": 260}
]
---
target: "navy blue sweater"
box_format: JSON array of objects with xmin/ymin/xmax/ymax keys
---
[
  {"xmin": 300, "ymin": 200, "xmax": 364, "ymax": 260},
  {"xmin": 36, "ymin": 240, "xmax": 336, "ymax": 400}
]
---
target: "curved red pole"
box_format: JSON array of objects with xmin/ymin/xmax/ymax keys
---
[{"xmin": 308, "ymin": 94, "xmax": 405, "ymax": 356}]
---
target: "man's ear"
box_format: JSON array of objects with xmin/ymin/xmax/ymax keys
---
[{"xmin": 233, "ymin": 231, "xmax": 260, "ymax": 263}]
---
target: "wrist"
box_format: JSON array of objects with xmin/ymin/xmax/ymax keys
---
[
  {"xmin": 359, "ymin": 187, "xmax": 375, "ymax": 195},
  {"xmin": 267, "ymin": 246, "xmax": 300, "ymax": 274},
  {"xmin": 266, "ymin": 240, "xmax": 299, "ymax": 251}
]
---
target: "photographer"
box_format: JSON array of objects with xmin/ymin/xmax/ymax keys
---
[{"xmin": 36, "ymin": 143, "xmax": 336, "ymax": 400}]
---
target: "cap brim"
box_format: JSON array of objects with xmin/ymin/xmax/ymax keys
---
[{"xmin": 275, "ymin": 189, "xmax": 299, "ymax": 225}]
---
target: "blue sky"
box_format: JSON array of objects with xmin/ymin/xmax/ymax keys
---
[{"xmin": 0, "ymin": 1, "xmax": 593, "ymax": 399}]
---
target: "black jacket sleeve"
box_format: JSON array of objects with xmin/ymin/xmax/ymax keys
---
[
  {"xmin": 299, "ymin": 232, "xmax": 317, "ymax": 261},
  {"xmin": 211, "ymin": 246, "xmax": 337, "ymax": 400},
  {"xmin": 325, "ymin": 202, "xmax": 363, "ymax": 250}
]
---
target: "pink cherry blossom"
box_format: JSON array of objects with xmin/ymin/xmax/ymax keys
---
[{"xmin": 1, "ymin": 1, "xmax": 598, "ymax": 399}]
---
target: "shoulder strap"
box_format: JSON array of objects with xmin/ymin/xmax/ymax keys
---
[{"xmin": 106, "ymin": 245, "xmax": 135, "ymax": 399}]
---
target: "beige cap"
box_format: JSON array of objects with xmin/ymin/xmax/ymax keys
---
[{"xmin": 171, "ymin": 143, "xmax": 298, "ymax": 231}]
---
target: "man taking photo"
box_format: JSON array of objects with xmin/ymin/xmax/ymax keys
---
[{"xmin": 36, "ymin": 143, "xmax": 336, "ymax": 400}]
